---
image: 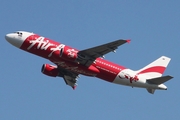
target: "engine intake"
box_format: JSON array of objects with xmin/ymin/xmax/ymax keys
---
[{"xmin": 41, "ymin": 64, "xmax": 59, "ymax": 77}]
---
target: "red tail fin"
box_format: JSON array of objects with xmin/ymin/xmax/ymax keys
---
[{"xmin": 136, "ymin": 56, "xmax": 171, "ymax": 79}]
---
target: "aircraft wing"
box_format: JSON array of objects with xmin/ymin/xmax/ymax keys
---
[
  {"xmin": 57, "ymin": 67, "xmax": 79, "ymax": 89},
  {"xmin": 77, "ymin": 39, "xmax": 130, "ymax": 66},
  {"xmin": 63, "ymin": 75, "xmax": 78, "ymax": 89}
]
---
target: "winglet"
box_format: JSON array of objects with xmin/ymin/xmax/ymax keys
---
[
  {"xmin": 126, "ymin": 39, "xmax": 131, "ymax": 43},
  {"xmin": 72, "ymin": 86, "xmax": 77, "ymax": 90}
]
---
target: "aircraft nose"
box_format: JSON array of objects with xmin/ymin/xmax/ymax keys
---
[
  {"xmin": 5, "ymin": 33, "xmax": 16, "ymax": 46},
  {"xmin": 5, "ymin": 33, "xmax": 25, "ymax": 48},
  {"xmin": 5, "ymin": 33, "xmax": 13, "ymax": 42}
]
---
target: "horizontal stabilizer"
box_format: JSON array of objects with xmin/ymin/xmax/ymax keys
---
[{"xmin": 147, "ymin": 75, "xmax": 173, "ymax": 85}]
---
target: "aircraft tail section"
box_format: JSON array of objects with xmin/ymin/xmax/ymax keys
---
[
  {"xmin": 136, "ymin": 56, "xmax": 171, "ymax": 79},
  {"xmin": 145, "ymin": 75, "xmax": 173, "ymax": 94}
]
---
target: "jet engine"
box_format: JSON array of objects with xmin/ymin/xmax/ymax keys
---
[{"xmin": 41, "ymin": 64, "xmax": 59, "ymax": 77}]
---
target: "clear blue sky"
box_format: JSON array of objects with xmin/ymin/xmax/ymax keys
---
[{"xmin": 1, "ymin": 1, "xmax": 180, "ymax": 120}]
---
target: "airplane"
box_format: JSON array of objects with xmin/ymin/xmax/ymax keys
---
[{"xmin": 5, "ymin": 31, "xmax": 173, "ymax": 94}]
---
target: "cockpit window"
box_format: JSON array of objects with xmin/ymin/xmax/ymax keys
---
[{"xmin": 14, "ymin": 31, "xmax": 22, "ymax": 36}]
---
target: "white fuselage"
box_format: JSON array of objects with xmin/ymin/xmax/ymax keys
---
[{"xmin": 113, "ymin": 69, "xmax": 167, "ymax": 90}]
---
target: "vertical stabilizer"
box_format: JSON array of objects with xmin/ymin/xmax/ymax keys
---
[{"xmin": 136, "ymin": 56, "xmax": 171, "ymax": 79}]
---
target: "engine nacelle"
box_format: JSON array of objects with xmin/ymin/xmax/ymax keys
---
[
  {"xmin": 41, "ymin": 64, "xmax": 59, "ymax": 77},
  {"xmin": 60, "ymin": 46, "xmax": 79, "ymax": 61}
]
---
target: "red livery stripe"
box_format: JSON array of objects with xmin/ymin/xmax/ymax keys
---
[{"xmin": 138, "ymin": 66, "xmax": 166, "ymax": 74}]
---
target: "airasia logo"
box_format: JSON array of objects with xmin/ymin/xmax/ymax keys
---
[
  {"xmin": 27, "ymin": 37, "xmax": 65, "ymax": 57},
  {"xmin": 119, "ymin": 71, "xmax": 139, "ymax": 83},
  {"xmin": 66, "ymin": 49, "xmax": 78, "ymax": 58}
]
